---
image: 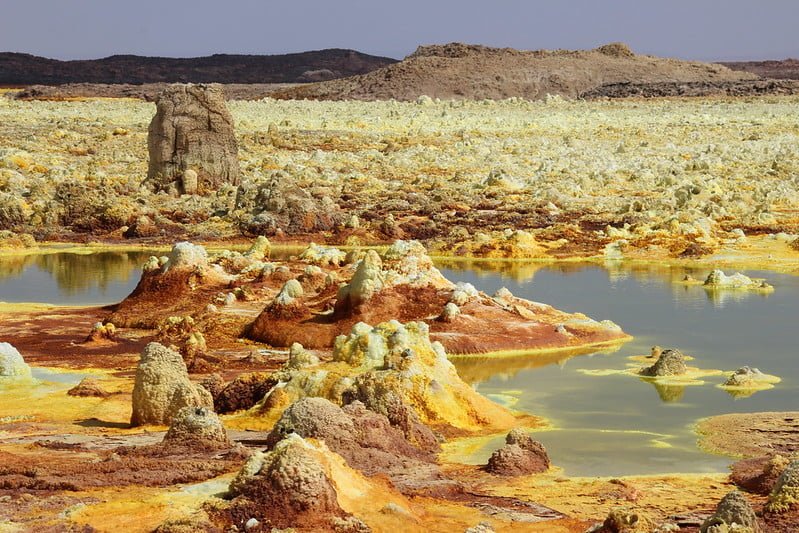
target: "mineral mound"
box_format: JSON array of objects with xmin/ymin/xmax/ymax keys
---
[
  {"xmin": 130, "ymin": 342, "xmax": 214, "ymax": 426},
  {"xmin": 700, "ymin": 490, "xmax": 761, "ymax": 533},
  {"xmin": 255, "ymin": 319, "xmax": 518, "ymax": 431},
  {"xmin": 147, "ymin": 84, "xmax": 239, "ymax": 194},
  {"xmin": 224, "ymin": 434, "xmax": 361, "ymax": 530},
  {"xmin": 485, "ymin": 428, "xmax": 550, "ymax": 476},
  {"xmin": 249, "ymin": 240, "xmax": 629, "ymax": 354},
  {"xmin": 274, "ymin": 42, "xmax": 757, "ymax": 101}
]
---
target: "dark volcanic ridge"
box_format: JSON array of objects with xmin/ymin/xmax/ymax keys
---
[
  {"xmin": 273, "ymin": 41, "xmax": 760, "ymax": 101},
  {"xmin": 721, "ymin": 58, "xmax": 799, "ymax": 80},
  {"xmin": 0, "ymin": 49, "xmax": 397, "ymax": 85}
]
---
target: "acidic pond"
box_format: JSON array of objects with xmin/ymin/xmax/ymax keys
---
[
  {"xmin": 439, "ymin": 260, "xmax": 798, "ymax": 477},
  {"xmin": 2, "ymin": 251, "xmax": 796, "ymax": 477},
  {"xmin": 0, "ymin": 250, "xmax": 154, "ymax": 305}
]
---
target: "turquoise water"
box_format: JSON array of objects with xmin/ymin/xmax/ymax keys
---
[{"xmin": 1, "ymin": 251, "xmax": 795, "ymax": 476}]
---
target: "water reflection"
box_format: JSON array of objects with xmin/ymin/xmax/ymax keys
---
[
  {"xmin": 0, "ymin": 250, "xmax": 153, "ymax": 305},
  {"xmin": 646, "ymin": 380, "xmax": 687, "ymax": 403},
  {"xmin": 452, "ymin": 343, "xmax": 624, "ymax": 385},
  {"xmin": 439, "ymin": 260, "xmax": 797, "ymax": 476},
  {"xmin": 433, "ymin": 258, "xmax": 549, "ymax": 283}
]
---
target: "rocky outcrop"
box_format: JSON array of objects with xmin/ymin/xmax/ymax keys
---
[
  {"xmin": 640, "ymin": 349, "xmax": 687, "ymax": 377},
  {"xmin": 335, "ymin": 250, "xmax": 386, "ymax": 309},
  {"xmin": 256, "ymin": 320, "xmax": 517, "ymax": 431},
  {"xmin": 703, "ymin": 270, "xmax": 773, "ymax": 292},
  {"xmin": 264, "ymin": 397, "xmax": 438, "ymax": 482},
  {"xmin": 0, "ymin": 342, "xmax": 31, "ymax": 378},
  {"xmin": 700, "ymin": 490, "xmax": 761, "ymax": 532},
  {"xmin": 165, "ymin": 241, "xmax": 209, "ymax": 272},
  {"xmin": 767, "ymin": 459, "xmax": 799, "ymax": 513},
  {"xmin": 731, "ymin": 455, "xmax": 790, "ymax": 495},
  {"xmin": 163, "ymin": 406, "xmax": 230, "ymax": 449},
  {"xmin": 147, "ymin": 84, "xmax": 239, "ymax": 195},
  {"xmin": 485, "ymin": 428, "xmax": 550, "ymax": 476},
  {"xmin": 130, "ymin": 342, "xmax": 214, "ymax": 426},
  {"xmin": 67, "ymin": 377, "xmax": 110, "ymax": 397},
  {"xmin": 723, "ymin": 366, "xmax": 778, "ymax": 388},
  {"xmin": 226, "ymin": 434, "xmax": 349, "ymax": 529},
  {"xmin": 214, "ymin": 372, "xmax": 277, "ymax": 414},
  {"xmin": 108, "ymin": 242, "xmax": 229, "ymax": 329},
  {"xmin": 234, "ymin": 170, "xmax": 344, "ymax": 236}
]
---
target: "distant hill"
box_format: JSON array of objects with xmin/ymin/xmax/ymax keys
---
[
  {"xmin": 273, "ymin": 42, "xmax": 759, "ymax": 101},
  {"xmin": 721, "ymin": 59, "xmax": 799, "ymax": 80},
  {"xmin": 0, "ymin": 49, "xmax": 397, "ymax": 85}
]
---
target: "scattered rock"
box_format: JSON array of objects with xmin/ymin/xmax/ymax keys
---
[
  {"xmin": 85, "ymin": 321, "xmax": 116, "ymax": 343},
  {"xmin": 650, "ymin": 346, "xmax": 662, "ymax": 359},
  {"xmin": 336, "ymin": 250, "xmax": 385, "ymax": 309},
  {"xmin": 285, "ymin": 343, "xmax": 320, "ymax": 370},
  {"xmin": 130, "ymin": 342, "xmax": 214, "ymax": 426},
  {"xmin": 244, "ymin": 236, "xmax": 271, "ymax": 259},
  {"xmin": 264, "ymin": 397, "xmax": 438, "ymax": 483},
  {"xmin": 465, "ymin": 523, "xmax": 495, "ymax": 533},
  {"xmin": 299, "ymin": 243, "xmax": 346, "ymax": 266},
  {"xmin": 440, "ymin": 302, "xmax": 460, "ymax": 322},
  {"xmin": 724, "ymin": 367, "xmax": 766, "ymax": 387}
]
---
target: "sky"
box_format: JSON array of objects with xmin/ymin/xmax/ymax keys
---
[{"xmin": 1, "ymin": 0, "xmax": 797, "ymax": 62}]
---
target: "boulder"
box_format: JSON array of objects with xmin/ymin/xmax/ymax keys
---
[
  {"xmin": 485, "ymin": 428, "xmax": 550, "ymax": 476},
  {"xmin": 163, "ymin": 406, "xmax": 230, "ymax": 448},
  {"xmin": 147, "ymin": 84, "xmax": 239, "ymax": 194},
  {"xmin": 130, "ymin": 342, "xmax": 213, "ymax": 426},
  {"xmin": 594, "ymin": 507, "xmax": 656, "ymax": 532}
]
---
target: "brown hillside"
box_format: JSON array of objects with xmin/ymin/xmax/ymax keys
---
[{"xmin": 274, "ymin": 42, "xmax": 758, "ymax": 101}]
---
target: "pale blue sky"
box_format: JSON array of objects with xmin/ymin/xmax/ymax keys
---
[{"xmin": 2, "ymin": 0, "xmax": 797, "ymax": 61}]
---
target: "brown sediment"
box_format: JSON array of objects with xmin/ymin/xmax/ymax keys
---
[{"xmin": 696, "ymin": 412, "xmax": 799, "ymax": 458}]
